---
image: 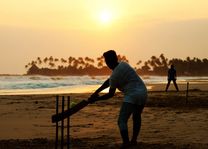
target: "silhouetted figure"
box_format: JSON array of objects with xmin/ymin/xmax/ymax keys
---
[
  {"xmin": 165, "ymin": 64, "xmax": 179, "ymax": 92},
  {"xmin": 88, "ymin": 50, "xmax": 147, "ymax": 149}
]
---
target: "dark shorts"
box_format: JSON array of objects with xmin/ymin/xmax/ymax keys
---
[{"xmin": 118, "ymin": 102, "xmax": 144, "ymax": 130}]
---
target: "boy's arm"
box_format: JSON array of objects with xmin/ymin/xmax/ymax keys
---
[
  {"xmin": 97, "ymin": 87, "xmax": 116, "ymax": 100},
  {"xmin": 88, "ymin": 87, "xmax": 116, "ymax": 103},
  {"xmin": 91, "ymin": 79, "xmax": 110, "ymax": 97}
]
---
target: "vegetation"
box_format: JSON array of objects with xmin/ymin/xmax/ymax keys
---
[{"xmin": 25, "ymin": 54, "xmax": 208, "ymax": 76}]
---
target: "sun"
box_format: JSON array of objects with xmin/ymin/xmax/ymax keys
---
[{"xmin": 99, "ymin": 10, "xmax": 112, "ymax": 24}]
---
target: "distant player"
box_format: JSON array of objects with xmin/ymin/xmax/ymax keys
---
[
  {"xmin": 165, "ymin": 64, "xmax": 179, "ymax": 92},
  {"xmin": 88, "ymin": 50, "xmax": 147, "ymax": 149}
]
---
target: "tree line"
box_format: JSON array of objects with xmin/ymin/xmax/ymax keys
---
[{"xmin": 25, "ymin": 54, "xmax": 208, "ymax": 76}]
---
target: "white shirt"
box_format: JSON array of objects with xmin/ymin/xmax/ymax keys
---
[{"xmin": 109, "ymin": 62, "xmax": 147, "ymax": 105}]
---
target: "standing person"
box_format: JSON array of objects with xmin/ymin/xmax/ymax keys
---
[
  {"xmin": 165, "ymin": 64, "xmax": 179, "ymax": 92},
  {"xmin": 88, "ymin": 50, "xmax": 147, "ymax": 149}
]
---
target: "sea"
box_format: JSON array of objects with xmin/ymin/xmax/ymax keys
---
[{"xmin": 0, "ymin": 75, "xmax": 208, "ymax": 95}]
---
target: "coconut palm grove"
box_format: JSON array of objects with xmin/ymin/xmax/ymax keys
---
[{"xmin": 25, "ymin": 54, "xmax": 208, "ymax": 76}]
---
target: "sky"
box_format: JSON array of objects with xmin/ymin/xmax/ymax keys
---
[{"xmin": 0, "ymin": 0, "xmax": 208, "ymax": 74}]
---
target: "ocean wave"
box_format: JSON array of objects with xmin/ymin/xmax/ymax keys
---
[
  {"xmin": 0, "ymin": 75, "xmax": 107, "ymax": 90},
  {"xmin": 0, "ymin": 75, "xmax": 207, "ymax": 91}
]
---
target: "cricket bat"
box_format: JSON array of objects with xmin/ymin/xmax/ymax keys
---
[{"xmin": 52, "ymin": 100, "xmax": 89, "ymax": 123}]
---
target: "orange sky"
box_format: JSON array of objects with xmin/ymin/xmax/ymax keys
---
[{"xmin": 0, "ymin": 0, "xmax": 208, "ymax": 74}]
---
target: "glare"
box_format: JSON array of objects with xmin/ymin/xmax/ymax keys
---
[{"xmin": 100, "ymin": 10, "xmax": 112, "ymax": 24}]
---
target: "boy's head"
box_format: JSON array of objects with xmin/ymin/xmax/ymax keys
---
[{"xmin": 103, "ymin": 50, "xmax": 118, "ymax": 70}]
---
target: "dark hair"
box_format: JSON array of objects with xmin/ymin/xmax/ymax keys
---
[{"xmin": 103, "ymin": 50, "xmax": 118, "ymax": 62}]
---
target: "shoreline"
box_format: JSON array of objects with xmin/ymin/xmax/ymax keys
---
[{"xmin": 0, "ymin": 82, "xmax": 208, "ymax": 96}]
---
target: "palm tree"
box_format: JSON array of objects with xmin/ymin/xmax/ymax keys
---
[
  {"xmin": 148, "ymin": 56, "xmax": 157, "ymax": 69},
  {"xmin": 49, "ymin": 62, "xmax": 55, "ymax": 68},
  {"xmin": 25, "ymin": 64, "xmax": 28, "ymax": 69},
  {"xmin": 31, "ymin": 60, "xmax": 37, "ymax": 66},
  {"xmin": 54, "ymin": 58, "xmax": 59, "ymax": 62},
  {"xmin": 72, "ymin": 58, "xmax": 79, "ymax": 69},
  {"xmin": 117, "ymin": 55, "xmax": 129, "ymax": 63},
  {"xmin": 88, "ymin": 57, "xmax": 95, "ymax": 68},
  {"xmin": 97, "ymin": 56, "xmax": 104, "ymax": 68},
  {"xmin": 136, "ymin": 60, "xmax": 142, "ymax": 69},
  {"xmin": 78, "ymin": 57, "xmax": 85, "ymax": 69},
  {"xmin": 43, "ymin": 57, "xmax": 48, "ymax": 66},
  {"xmin": 84, "ymin": 57, "xmax": 91, "ymax": 68},
  {"xmin": 49, "ymin": 56, "xmax": 54, "ymax": 63},
  {"xmin": 68, "ymin": 57, "xmax": 74, "ymax": 67},
  {"xmin": 36, "ymin": 57, "xmax": 42, "ymax": 66},
  {"xmin": 141, "ymin": 62, "xmax": 151, "ymax": 73},
  {"xmin": 25, "ymin": 62, "xmax": 31, "ymax": 69},
  {"xmin": 61, "ymin": 58, "xmax": 67, "ymax": 67},
  {"xmin": 159, "ymin": 54, "xmax": 168, "ymax": 67}
]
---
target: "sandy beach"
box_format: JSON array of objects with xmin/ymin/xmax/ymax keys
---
[{"xmin": 0, "ymin": 84, "xmax": 208, "ymax": 149}]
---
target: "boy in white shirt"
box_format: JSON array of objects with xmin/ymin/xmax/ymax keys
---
[{"xmin": 88, "ymin": 50, "xmax": 147, "ymax": 149}]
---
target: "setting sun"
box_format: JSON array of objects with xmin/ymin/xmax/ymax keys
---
[{"xmin": 99, "ymin": 10, "xmax": 112, "ymax": 24}]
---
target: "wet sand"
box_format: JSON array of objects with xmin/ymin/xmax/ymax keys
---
[{"xmin": 0, "ymin": 84, "xmax": 208, "ymax": 149}]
